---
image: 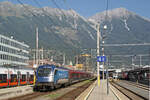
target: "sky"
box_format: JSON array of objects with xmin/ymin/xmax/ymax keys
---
[{"xmin": 0, "ymin": 0, "xmax": 150, "ymax": 18}]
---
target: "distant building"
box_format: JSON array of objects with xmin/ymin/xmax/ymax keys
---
[
  {"xmin": 0, "ymin": 34, "xmax": 29, "ymax": 66},
  {"xmin": 28, "ymin": 59, "xmax": 57, "ymax": 68},
  {"xmin": 75, "ymin": 54, "xmax": 92, "ymax": 71}
]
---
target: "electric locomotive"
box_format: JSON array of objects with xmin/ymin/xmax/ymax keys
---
[
  {"xmin": 33, "ymin": 64, "xmax": 93, "ymax": 91},
  {"xmin": 33, "ymin": 64, "xmax": 69, "ymax": 91}
]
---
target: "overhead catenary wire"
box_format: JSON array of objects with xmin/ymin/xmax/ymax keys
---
[
  {"xmin": 16, "ymin": 0, "xmax": 54, "ymax": 27},
  {"xmin": 105, "ymin": 0, "xmax": 109, "ymax": 21},
  {"xmin": 32, "ymin": 0, "xmax": 56, "ymax": 26},
  {"xmin": 62, "ymin": 0, "xmax": 97, "ymax": 32},
  {"xmin": 16, "ymin": 0, "xmax": 37, "ymax": 17},
  {"xmin": 16, "ymin": 0, "xmax": 64, "ymax": 33},
  {"xmin": 102, "ymin": 43, "xmax": 150, "ymax": 46},
  {"xmin": 48, "ymin": 0, "xmax": 67, "ymax": 18},
  {"xmin": 16, "ymin": 0, "xmax": 68, "ymax": 52}
]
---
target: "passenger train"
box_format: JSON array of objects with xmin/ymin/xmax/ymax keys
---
[
  {"xmin": 33, "ymin": 64, "xmax": 93, "ymax": 91},
  {"xmin": 0, "ymin": 67, "xmax": 34, "ymax": 88}
]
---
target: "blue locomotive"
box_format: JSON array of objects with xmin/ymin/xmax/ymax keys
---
[
  {"xmin": 33, "ymin": 64, "xmax": 93, "ymax": 91},
  {"xmin": 33, "ymin": 64, "xmax": 69, "ymax": 91}
]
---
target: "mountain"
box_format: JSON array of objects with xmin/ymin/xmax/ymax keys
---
[
  {"xmin": 89, "ymin": 8, "xmax": 150, "ymax": 52},
  {"xmin": 89, "ymin": 8, "xmax": 150, "ymax": 45},
  {"xmin": 0, "ymin": 2, "xmax": 150, "ymax": 65},
  {"xmin": 0, "ymin": 1, "xmax": 96, "ymax": 53},
  {"xmin": 89, "ymin": 8, "xmax": 150, "ymax": 65}
]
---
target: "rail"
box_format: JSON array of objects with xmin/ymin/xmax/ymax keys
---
[{"xmin": 110, "ymin": 81, "xmax": 148, "ymax": 100}]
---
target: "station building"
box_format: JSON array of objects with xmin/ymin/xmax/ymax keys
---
[{"xmin": 0, "ymin": 34, "xmax": 29, "ymax": 67}]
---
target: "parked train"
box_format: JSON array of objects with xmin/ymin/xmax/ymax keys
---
[
  {"xmin": 118, "ymin": 67, "xmax": 150, "ymax": 85},
  {"xmin": 118, "ymin": 71, "xmax": 128, "ymax": 80},
  {"xmin": 33, "ymin": 64, "xmax": 93, "ymax": 91},
  {"xmin": 0, "ymin": 67, "xmax": 34, "ymax": 88}
]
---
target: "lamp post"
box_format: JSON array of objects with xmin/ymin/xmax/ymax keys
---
[
  {"xmin": 97, "ymin": 24, "xmax": 100, "ymax": 86},
  {"xmin": 103, "ymin": 24, "xmax": 109, "ymax": 94},
  {"xmin": 102, "ymin": 25, "xmax": 107, "ymax": 80}
]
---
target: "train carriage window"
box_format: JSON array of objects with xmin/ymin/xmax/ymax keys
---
[
  {"xmin": 10, "ymin": 74, "xmax": 17, "ymax": 82},
  {"xmin": 0, "ymin": 74, "xmax": 7, "ymax": 83},
  {"xmin": 29, "ymin": 75, "xmax": 34, "ymax": 81},
  {"xmin": 27, "ymin": 72, "xmax": 29, "ymax": 81},
  {"xmin": 0, "ymin": 75, "xmax": 2, "ymax": 82},
  {"xmin": 22, "ymin": 75, "xmax": 26, "ymax": 82},
  {"xmin": 3, "ymin": 74, "xmax": 7, "ymax": 83}
]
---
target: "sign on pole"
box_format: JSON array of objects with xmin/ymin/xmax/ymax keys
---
[{"xmin": 97, "ymin": 56, "xmax": 106, "ymax": 62}]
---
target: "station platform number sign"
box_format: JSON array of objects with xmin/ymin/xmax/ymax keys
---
[{"xmin": 97, "ymin": 56, "xmax": 106, "ymax": 62}]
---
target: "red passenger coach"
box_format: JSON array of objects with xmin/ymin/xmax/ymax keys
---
[
  {"xmin": 15, "ymin": 69, "xmax": 34, "ymax": 86},
  {"xmin": 9, "ymin": 68, "xmax": 18, "ymax": 86},
  {"xmin": 0, "ymin": 67, "xmax": 34, "ymax": 88},
  {"xmin": 20, "ymin": 69, "xmax": 27, "ymax": 85},
  {"xmin": 69, "ymin": 70, "xmax": 92, "ymax": 82},
  {"xmin": 29, "ymin": 71, "xmax": 34, "ymax": 84},
  {"xmin": 0, "ymin": 67, "xmax": 8, "ymax": 87}
]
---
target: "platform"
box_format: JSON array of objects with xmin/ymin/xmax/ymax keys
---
[
  {"xmin": 76, "ymin": 80, "xmax": 127, "ymax": 100},
  {"xmin": 0, "ymin": 85, "xmax": 33, "ymax": 100},
  {"xmin": 87, "ymin": 80, "xmax": 118, "ymax": 100}
]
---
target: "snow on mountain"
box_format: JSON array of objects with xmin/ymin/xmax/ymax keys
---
[
  {"xmin": 89, "ymin": 8, "xmax": 136, "ymax": 23},
  {"xmin": 123, "ymin": 19, "xmax": 130, "ymax": 31},
  {"xmin": 0, "ymin": 1, "xmax": 84, "ymax": 19}
]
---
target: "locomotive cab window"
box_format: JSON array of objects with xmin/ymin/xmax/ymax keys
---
[{"xmin": 38, "ymin": 68, "xmax": 51, "ymax": 77}]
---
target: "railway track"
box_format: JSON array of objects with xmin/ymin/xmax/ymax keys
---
[
  {"xmin": 121, "ymin": 80, "xmax": 150, "ymax": 91},
  {"xmin": 55, "ymin": 79, "xmax": 94, "ymax": 100},
  {"xmin": 110, "ymin": 81, "xmax": 148, "ymax": 100},
  {"xmin": 7, "ymin": 91, "xmax": 51, "ymax": 100},
  {"xmin": 6, "ymin": 79, "xmax": 95, "ymax": 100}
]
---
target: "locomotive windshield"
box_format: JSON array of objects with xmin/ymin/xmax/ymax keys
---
[{"xmin": 37, "ymin": 68, "xmax": 51, "ymax": 77}]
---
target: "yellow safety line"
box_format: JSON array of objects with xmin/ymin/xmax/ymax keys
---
[{"xmin": 98, "ymin": 74, "xmax": 100, "ymax": 86}]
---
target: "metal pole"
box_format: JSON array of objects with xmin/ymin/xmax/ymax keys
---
[
  {"xmin": 34, "ymin": 27, "xmax": 38, "ymax": 86},
  {"xmin": 86, "ymin": 55, "xmax": 87, "ymax": 71},
  {"xmin": 63, "ymin": 53, "xmax": 65, "ymax": 65},
  {"xmin": 76, "ymin": 55, "xmax": 78, "ymax": 65},
  {"xmin": 103, "ymin": 61, "xmax": 105, "ymax": 79},
  {"xmin": 132, "ymin": 56, "xmax": 134, "ymax": 69},
  {"xmin": 102, "ymin": 40, "xmax": 105, "ymax": 80},
  {"xmin": 36, "ymin": 27, "xmax": 39, "ymax": 67},
  {"xmin": 139, "ymin": 55, "xmax": 142, "ymax": 67},
  {"xmin": 97, "ymin": 24, "xmax": 100, "ymax": 86},
  {"xmin": 41, "ymin": 47, "xmax": 44, "ymax": 65},
  {"xmin": 33, "ymin": 52, "xmax": 35, "ymax": 65},
  {"xmin": 107, "ymin": 56, "xmax": 109, "ymax": 94}
]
